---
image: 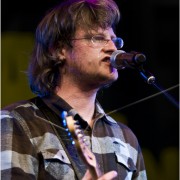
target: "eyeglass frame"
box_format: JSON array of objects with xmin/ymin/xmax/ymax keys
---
[{"xmin": 70, "ymin": 34, "xmax": 124, "ymax": 49}]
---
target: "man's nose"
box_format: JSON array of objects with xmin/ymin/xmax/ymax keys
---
[{"xmin": 104, "ymin": 39, "xmax": 117, "ymax": 52}]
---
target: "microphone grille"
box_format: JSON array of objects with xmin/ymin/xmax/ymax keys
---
[{"xmin": 110, "ymin": 50, "xmax": 125, "ymax": 69}]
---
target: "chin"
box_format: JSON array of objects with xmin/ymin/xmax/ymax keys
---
[
  {"xmin": 110, "ymin": 69, "xmax": 119, "ymax": 81},
  {"xmin": 106, "ymin": 69, "xmax": 118, "ymax": 81}
]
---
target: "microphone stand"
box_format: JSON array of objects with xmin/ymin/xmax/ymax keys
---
[{"xmin": 134, "ymin": 65, "xmax": 179, "ymax": 109}]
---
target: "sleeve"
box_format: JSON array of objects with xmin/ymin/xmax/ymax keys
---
[
  {"xmin": 1, "ymin": 110, "xmax": 39, "ymax": 180},
  {"xmin": 132, "ymin": 142, "xmax": 147, "ymax": 180},
  {"xmin": 117, "ymin": 122, "xmax": 147, "ymax": 180}
]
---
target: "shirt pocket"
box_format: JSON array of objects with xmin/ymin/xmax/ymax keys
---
[
  {"xmin": 114, "ymin": 152, "xmax": 137, "ymax": 172},
  {"xmin": 40, "ymin": 149, "xmax": 75, "ymax": 180},
  {"xmin": 113, "ymin": 140, "xmax": 137, "ymax": 172},
  {"xmin": 41, "ymin": 149, "xmax": 71, "ymax": 165}
]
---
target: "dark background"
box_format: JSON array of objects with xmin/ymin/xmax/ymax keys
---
[{"xmin": 2, "ymin": 0, "xmax": 179, "ymax": 179}]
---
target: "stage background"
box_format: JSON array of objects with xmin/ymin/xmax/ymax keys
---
[{"xmin": 2, "ymin": 0, "xmax": 179, "ymax": 179}]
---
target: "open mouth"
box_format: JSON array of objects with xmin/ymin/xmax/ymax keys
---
[{"xmin": 102, "ymin": 57, "xmax": 110, "ymax": 63}]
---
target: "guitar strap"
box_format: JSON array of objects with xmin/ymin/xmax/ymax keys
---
[{"xmin": 30, "ymin": 96, "xmax": 86, "ymax": 180}]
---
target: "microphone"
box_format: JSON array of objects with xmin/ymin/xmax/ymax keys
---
[{"xmin": 110, "ymin": 50, "xmax": 146, "ymax": 69}]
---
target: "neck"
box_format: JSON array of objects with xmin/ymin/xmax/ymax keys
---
[{"xmin": 55, "ymin": 80, "xmax": 99, "ymax": 126}]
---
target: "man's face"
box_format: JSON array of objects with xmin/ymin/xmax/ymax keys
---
[{"xmin": 62, "ymin": 27, "xmax": 118, "ymax": 89}]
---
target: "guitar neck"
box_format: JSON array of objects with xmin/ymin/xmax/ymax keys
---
[{"xmin": 65, "ymin": 115, "xmax": 102, "ymax": 179}]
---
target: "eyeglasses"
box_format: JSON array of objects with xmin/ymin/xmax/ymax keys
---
[{"xmin": 71, "ymin": 35, "xmax": 124, "ymax": 49}]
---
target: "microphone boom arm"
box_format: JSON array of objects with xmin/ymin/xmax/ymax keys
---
[
  {"xmin": 110, "ymin": 50, "xmax": 179, "ymax": 109},
  {"xmin": 133, "ymin": 60, "xmax": 179, "ymax": 109}
]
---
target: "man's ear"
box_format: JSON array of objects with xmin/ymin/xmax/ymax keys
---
[
  {"xmin": 49, "ymin": 45, "xmax": 67, "ymax": 61},
  {"xmin": 57, "ymin": 48, "xmax": 66, "ymax": 60}
]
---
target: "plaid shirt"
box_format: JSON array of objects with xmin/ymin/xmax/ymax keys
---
[{"xmin": 1, "ymin": 95, "xmax": 147, "ymax": 179}]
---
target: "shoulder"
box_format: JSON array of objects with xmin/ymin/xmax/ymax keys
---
[
  {"xmin": 2, "ymin": 100, "xmax": 31, "ymax": 111},
  {"xmin": 2, "ymin": 97, "xmax": 39, "ymax": 111},
  {"xmin": 106, "ymin": 115, "xmax": 140, "ymax": 147},
  {"xmin": 1, "ymin": 97, "xmax": 49, "ymax": 140},
  {"xmin": 118, "ymin": 121, "xmax": 139, "ymax": 145},
  {"xmin": 1, "ymin": 97, "xmax": 39, "ymax": 120}
]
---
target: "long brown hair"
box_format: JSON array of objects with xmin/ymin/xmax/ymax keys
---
[{"xmin": 28, "ymin": 0, "xmax": 120, "ymax": 96}]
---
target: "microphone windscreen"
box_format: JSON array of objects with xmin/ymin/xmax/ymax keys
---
[{"xmin": 110, "ymin": 50, "xmax": 125, "ymax": 69}]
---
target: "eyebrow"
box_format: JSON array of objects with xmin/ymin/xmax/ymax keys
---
[{"xmin": 85, "ymin": 33, "xmax": 117, "ymax": 39}]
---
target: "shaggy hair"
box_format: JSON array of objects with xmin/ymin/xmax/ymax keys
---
[{"xmin": 28, "ymin": 0, "xmax": 120, "ymax": 96}]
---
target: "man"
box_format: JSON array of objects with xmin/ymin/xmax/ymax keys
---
[{"xmin": 1, "ymin": 0, "xmax": 147, "ymax": 179}]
